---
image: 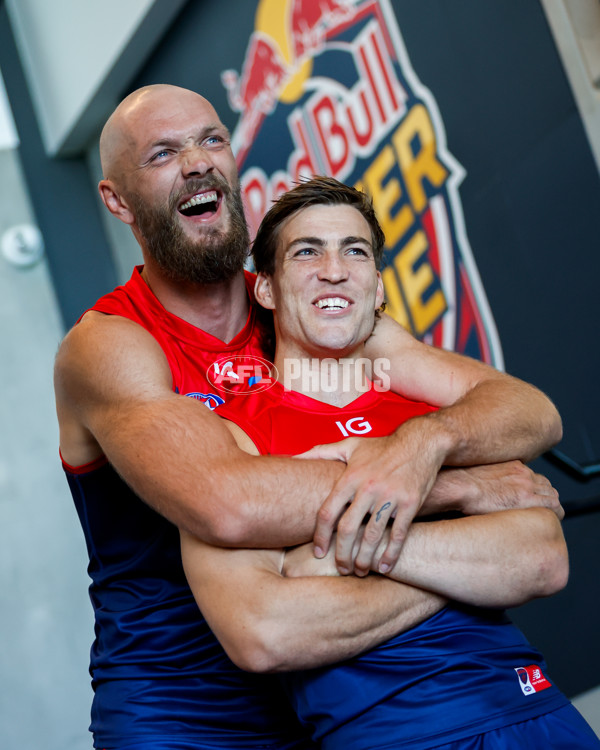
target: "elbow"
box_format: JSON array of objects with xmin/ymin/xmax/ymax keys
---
[
  {"xmin": 201, "ymin": 507, "xmax": 251, "ymax": 548},
  {"xmin": 505, "ymin": 509, "xmax": 569, "ymax": 606},
  {"xmin": 224, "ymin": 620, "xmax": 290, "ymax": 674},
  {"xmin": 535, "ymin": 542, "xmax": 569, "ymax": 598},
  {"xmin": 538, "ymin": 396, "xmax": 563, "ymax": 452},
  {"xmin": 547, "ymin": 406, "xmax": 563, "ymax": 449},
  {"xmin": 528, "ymin": 511, "xmax": 570, "ymax": 598}
]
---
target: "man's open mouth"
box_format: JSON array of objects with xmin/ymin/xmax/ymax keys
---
[
  {"xmin": 178, "ymin": 190, "xmax": 220, "ymax": 217},
  {"xmin": 314, "ymin": 297, "xmax": 350, "ymax": 311}
]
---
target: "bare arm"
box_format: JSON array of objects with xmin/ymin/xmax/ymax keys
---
[
  {"xmin": 425, "ymin": 461, "xmax": 563, "ymax": 519},
  {"xmin": 181, "ymin": 462, "xmax": 566, "ymax": 672},
  {"xmin": 285, "ymin": 506, "xmax": 569, "ymax": 609},
  {"xmin": 312, "ymin": 314, "xmax": 562, "ymax": 573},
  {"xmin": 178, "ymin": 418, "xmax": 444, "ymax": 673},
  {"xmin": 180, "ymin": 534, "xmax": 445, "ymax": 673},
  {"xmin": 375, "ymin": 507, "xmax": 568, "ymax": 607},
  {"xmin": 369, "ymin": 314, "xmax": 562, "ymax": 461},
  {"xmin": 54, "ymin": 313, "xmax": 342, "ymax": 547}
]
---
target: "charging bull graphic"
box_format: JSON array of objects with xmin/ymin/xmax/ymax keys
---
[
  {"xmin": 290, "ymin": 0, "xmax": 354, "ymax": 58},
  {"xmin": 222, "ymin": 0, "xmax": 503, "ymax": 367}
]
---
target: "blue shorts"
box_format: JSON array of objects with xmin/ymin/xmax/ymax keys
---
[
  {"xmin": 101, "ymin": 739, "xmax": 316, "ymax": 750},
  {"xmin": 432, "ymin": 704, "xmax": 599, "ymax": 749}
]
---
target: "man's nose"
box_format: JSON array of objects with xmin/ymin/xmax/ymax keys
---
[
  {"xmin": 181, "ymin": 144, "xmax": 214, "ymax": 178},
  {"xmin": 317, "ymin": 252, "xmax": 349, "ymax": 283}
]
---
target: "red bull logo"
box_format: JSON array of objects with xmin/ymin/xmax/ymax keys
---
[{"xmin": 222, "ymin": 0, "xmax": 503, "ymax": 367}]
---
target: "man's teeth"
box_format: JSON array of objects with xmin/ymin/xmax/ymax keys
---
[
  {"xmin": 179, "ymin": 191, "xmax": 218, "ymax": 211},
  {"xmin": 315, "ymin": 298, "xmax": 349, "ymax": 310}
]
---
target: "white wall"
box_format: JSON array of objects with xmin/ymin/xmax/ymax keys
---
[
  {"xmin": 5, "ymin": 0, "xmax": 187, "ymax": 155},
  {"xmin": 0, "ymin": 146, "xmax": 93, "ymax": 749},
  {"xmin": 0, "ymin": 71, "xmax": 18, "ymax": 149},
  {"xmin": 0, "ymin": 4, "xmax": 184, "ymax": 745},
  {"xmin": 541, "ymin": 0, "xmax": 600, "ymax": 171}
]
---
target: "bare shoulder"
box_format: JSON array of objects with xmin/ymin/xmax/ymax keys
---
[
  {"xmin": 54, "ymin": 311, "xmax": 173, "ymax": 465},
  {"xmin": 55, "ymin": 311, "xmax": 172, "ymax": 400}
]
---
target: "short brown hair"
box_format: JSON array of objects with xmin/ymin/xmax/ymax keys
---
[{"xmin": 252, "ymin": 176, "xmax": 386, "ymax": 274}]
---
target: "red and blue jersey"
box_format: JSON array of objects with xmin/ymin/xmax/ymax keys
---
[
  {"xmin": 218, "ymin": 382, "xmax": 571, "ymax": 749},
  {"xmin": 62, "ymin": 267, "xmax": 313, "ymax": 749}
]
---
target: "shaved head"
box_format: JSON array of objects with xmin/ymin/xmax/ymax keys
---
[
  {"xmin": 99, "ymin": 84, "xmax": 219, "ymax": 184},
  {"xmin": 98, "ymin": 84, "xmax": 248, "ymax": 284}
]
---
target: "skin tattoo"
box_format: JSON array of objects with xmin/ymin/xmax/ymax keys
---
[{"xmin": 376, "ymin": 502, "xmax": 392, "ymax": 522}]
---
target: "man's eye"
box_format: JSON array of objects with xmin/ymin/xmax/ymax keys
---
[
  {"xmin": 293, "ymin": 248, "xmax": 316, "ymax": 257},
  {"xmin": 150, "ymin": 150, "xmax": 170, "ymax": 161},
  {"xmin": 205, "ymin": 135, "xmax": 226, "ymax": 147},
  {"xmin": 347, "ymin": 247, "xmax": 369, "ymax": 256}
]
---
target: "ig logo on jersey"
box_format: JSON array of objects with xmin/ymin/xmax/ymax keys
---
[
  {"xmin": 207, "ymin": 355, "xmax": 278, "ymax": 394},
  {"xmin": 335, "ymin": 417, "xmax": 372, "ymax": 437}
]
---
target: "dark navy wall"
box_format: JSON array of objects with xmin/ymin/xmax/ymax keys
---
[{"xmin": 390, "ymin": 1, "xmax": 600, "ymax": 499}]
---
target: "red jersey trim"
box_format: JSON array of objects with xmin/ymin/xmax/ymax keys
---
[{"xmin": 60, "ymin": 450, "xmax": 108, "ymax": 475}]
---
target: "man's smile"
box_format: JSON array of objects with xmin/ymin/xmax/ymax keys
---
[{"xmin": 178, "ymin": 189, "xmax": 222, "ymax": 219}]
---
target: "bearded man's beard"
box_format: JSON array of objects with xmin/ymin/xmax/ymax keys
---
[{"xmin": 130, "ymin": 177, "xmax": 250, "ymax": 284}]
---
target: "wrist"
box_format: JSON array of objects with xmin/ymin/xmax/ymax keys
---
[
  {"xmin": 395, "ymin": 413, "xmax": 452, "ymax": 470},
  {"xmin": 425, "ymin": 467, "xmax": 477, "ymax": 515},
  {"xmin": 422, "ymin": 409, "xmax": 461, "ymax": 461}
]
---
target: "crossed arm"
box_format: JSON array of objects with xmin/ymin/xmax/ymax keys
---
[
  {"xmin": 312, "ymin": 314, "xmax": 563, "ymax": 573},
  {"xmin": 180, "ymin": 423, "xmax": 568, "ymax": 673},
  {"xmin": 54, "ymin": 309, "xmax": 562, "ymax": 563}
]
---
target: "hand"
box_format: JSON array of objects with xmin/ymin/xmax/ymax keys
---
[
  {"xmin": 282, "ymin": 540, "xmax": 340, "ymax": 578},
  {"xmin": 441, "ymin": 461, "xmax": 564, "ymax": 520},
  {"xmin": 300, "ymin": 418, "xmax": 447, "ymax": 577}
]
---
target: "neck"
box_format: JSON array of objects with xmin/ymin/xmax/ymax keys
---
[
  {"xmin": 274, "ymin": 344, "xmax": 370, "ymax": 407},
  {"xmin": 141, "ymin": 262, "xmax": 250, "ymax": 343}
]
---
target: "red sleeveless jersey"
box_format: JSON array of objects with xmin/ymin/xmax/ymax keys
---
[
  {"xmin": 216, "ymin": 379, "xmax": 437, "ymax": 455},
  {"xmin": 87, "ymin": 265, "xmax": 271, "ymax": 411}
]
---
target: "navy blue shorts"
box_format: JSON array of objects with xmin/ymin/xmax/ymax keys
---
[
  {"xmin": 101, "ymin": 739, "xmax": 316, "ymax": 750},
  {"xmin": 432, "ymin": 704, "xmax": 599, "ymax": 749}
]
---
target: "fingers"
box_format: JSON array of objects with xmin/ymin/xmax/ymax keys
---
[
  {"xmin": 317, "ymin": 479, "xmax": 420, "ymax": 576},
  {"xmin": 295, "ymin": 441, "xmax": 351, "ymax": 462},
  {"xmin": 372, "ymin": 513, "xmax": 414, "ymax": 574},
  {"xmin": 313, "ymin": 488, "xmax": 349, "ymax": 559},
  {"xmin": 314, "ymin": 479, "xmax": 394, "ymax": 574},
  {"xmin": 528, "ymin": 472, "xmax": 563, "ymax": 518},
  {"xmin": 297, "ymin": 437, "xmax": 362, "ymax": 462},
  {"xmin": 332, "ymin": 486, "xmax": 381, "ymax": 574},
  {"xmin": 351, "ymin": 499, "xmax": 395, "ymax": 575},
  {"xmin": 313, "ymin": 434, "xmax": 438, "ymax": 573}
]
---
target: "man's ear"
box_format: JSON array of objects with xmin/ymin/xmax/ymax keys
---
[
  {"xmin": 375, "ymin": 271, "xmax": 384, "ymax": 309},
  {"xmin": 254, "ymin": 272, "xmax": 276, "ymax": 310},
  {"xmin": 98, "ymin": 180, "xmax": 135, "ymax": 225}
]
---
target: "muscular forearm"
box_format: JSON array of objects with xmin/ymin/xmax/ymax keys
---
[
  {"xmin": 371, "ymin": 508, "xmax": 569, "ymax": 607},
  {"xmin": 366, "ymin": 314, "xmax": 562, "ymax": 464},
  {"xmin": 99, "ymin": 395, "xmax": 343, "ymax": 547},
  {"xmin": 421, "ymin": 462, "xmax": 563, "ymax": 518},
  {"xmin": 204, "ymin": 452, "xmax": 344, "ymax": 548},
  {"xmin": 181, "ymin": 536, "xmax": 445, "ymax": 673},
  {"xmin": 416, "ymin": 376, "xmax": 562, "ymax": 468},
  {"xmin": 236, "ymin": 574, "xmax": 444, "ymax": 672}
]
